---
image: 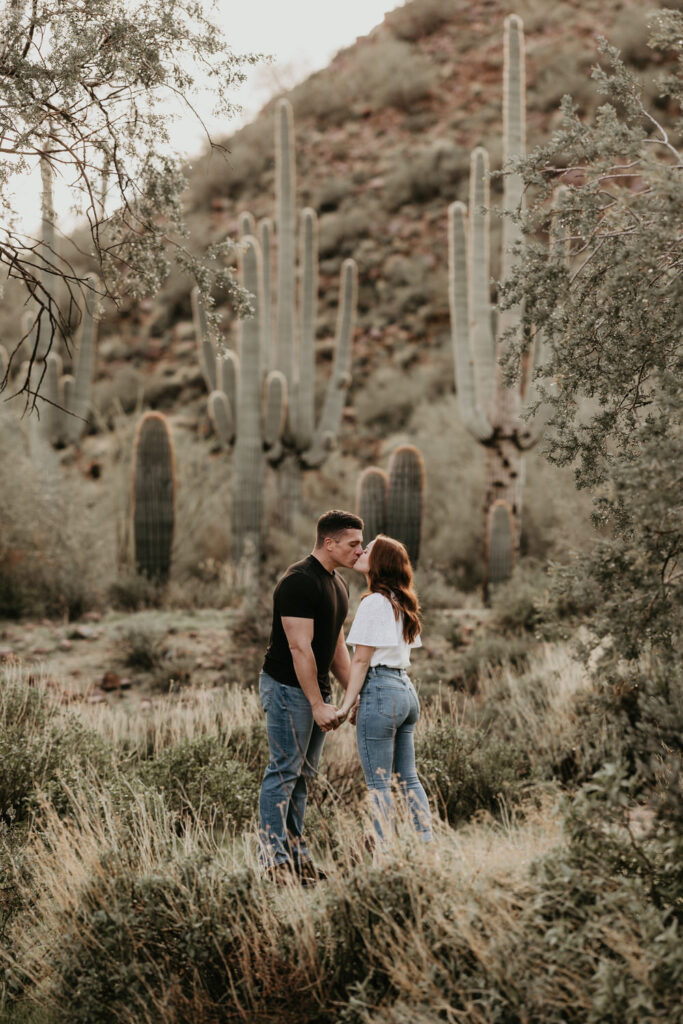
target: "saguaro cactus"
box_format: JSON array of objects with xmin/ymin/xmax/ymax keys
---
[
  {"xmin": 356, "ymin": 445, "xmax": 425, "ymax": 566},
  {"xmin": 132, "ymin": 411, "xmax": 176, "ymax": 583},
  {"xmin": 37, "ymin": 274, "xmax": 100, "ymax": 447},
  {"xmin": 448, "ymin": 16, "xmax": 543, "ymax": 588},
  {"xmin": 272, "ymin": 100, "xmax": 358, "ymax": 524},
  {"xmin": 194, "ymin": 235, "xmax": 287, "ymax": 565}
]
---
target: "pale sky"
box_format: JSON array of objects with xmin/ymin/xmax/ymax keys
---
[{"xmin": 12, "ymin": 0, "xmax": 398, "ymax": 233}]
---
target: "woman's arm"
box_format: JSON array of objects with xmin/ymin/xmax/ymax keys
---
[{"xmin": 336, "ymin": 645, "xmax": 374, "ymax": 721}]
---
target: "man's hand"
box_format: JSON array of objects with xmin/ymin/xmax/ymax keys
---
[{"xmin": 312, "ymin": 702, "xmax": 341, "ymax": 732}]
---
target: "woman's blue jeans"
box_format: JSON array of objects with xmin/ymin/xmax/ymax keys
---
[
  {"xmin": 258, "ymin": 670, "xmax": 328, "ymax": 868},
  {"xmin": 356, "ymin": 666, "xmax": 432, "ymax": 843}
]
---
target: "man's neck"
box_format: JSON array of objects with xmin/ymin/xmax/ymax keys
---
[{"xmin": 311, "ymin": 548, "xmax": 336, "ymax": 574}]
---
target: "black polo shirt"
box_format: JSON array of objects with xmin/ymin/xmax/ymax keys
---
[{"xmin": 262, "ymin": 554, "xmax": 349, "ymax": 698}]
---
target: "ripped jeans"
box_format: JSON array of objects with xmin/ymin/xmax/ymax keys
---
[{"xmin": 356, "ymin": 665, "xmax": 432, "ymax": 843}]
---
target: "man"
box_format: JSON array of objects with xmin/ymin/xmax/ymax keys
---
[{"xmin": 258, "ymin": 509, "xmax": 364, "ymax": 885}]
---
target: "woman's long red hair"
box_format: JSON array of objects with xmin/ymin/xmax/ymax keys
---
[{"xmin": 366, "ymin": 535, "xmax": 421, "ymax": 643}]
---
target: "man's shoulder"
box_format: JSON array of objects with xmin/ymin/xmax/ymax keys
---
[{"xmin": 275, "ymin": 558, "xmax": 318, "ymax": 594}]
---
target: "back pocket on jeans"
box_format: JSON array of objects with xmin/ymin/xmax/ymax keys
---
[{"xmin": 377, "ymin": 684, "xmax": 407, "ymax": 721}]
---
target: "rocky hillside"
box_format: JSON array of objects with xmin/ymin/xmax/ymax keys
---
[{"xmin": 0, "ymin": 0, "xmax": 672, "ymax": 592}]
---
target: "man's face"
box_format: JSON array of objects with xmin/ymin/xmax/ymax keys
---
[{"xmin": 325, "ymin": 529, "xmax": 364, "ymax": 569}]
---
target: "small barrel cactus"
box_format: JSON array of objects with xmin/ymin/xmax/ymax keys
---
[
  {"xmin": 357, "ymin": 467, "xmax": 389, "ymax": 547},
  {"xmin": 132, "ymin": 411, "xmax": 176, "ymax": 583}
]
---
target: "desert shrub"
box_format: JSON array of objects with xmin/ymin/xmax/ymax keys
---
[
  {"xmin": 490, "ymin": 561, "xmax": 548, "ymax": 632},
  {"xmin": 119, "ymin": 625, "xmax": 167, "ymax": 670},
  {"xmin": 292, "ymin": 37, "xmax": 437, "ymax": 122},
  {"xmin": 0, "ymin": 676, "xmax": 115, "ymax": 823},
  {"xmin": 382, "ymin": 140, "xmax": 468, "ymax": 211},
  {"xmin": 136, "ymin": 736, "xmax": 258, "ymax": 830},
  {"xmin": 416, "ymin": 724, "xmax": 532, "ymax": 824},
  {"xmin": 0, "ymin": 430, "xmax": 106, "ymax": 618},
  {"xmin": 451, "ymin": 633, "xmax": 532, "ymax": 690},
  {"xmin": 108, "ymin": 569, "xmax": 164, "ymax": 610},
  {"xmin": 42, "ymin": 858, "xmax": 265, "ymax": 1024},
  {"xmin": 386, "ymin": 0, "xmax": 454, "ymax": 41}
]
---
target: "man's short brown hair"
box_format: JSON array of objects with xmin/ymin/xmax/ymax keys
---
[{"xmin": 316, "ymin": 510, "xmax": 364, "ymax": 547}]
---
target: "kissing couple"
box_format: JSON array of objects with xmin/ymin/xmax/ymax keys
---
[{"xmin": 258, "ymin": 509, "xmax": 432, "ymax": 886}]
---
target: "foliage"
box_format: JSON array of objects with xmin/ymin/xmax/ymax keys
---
[
  {"xmin": 415, "ymin": 722, "xmax": 532, "ymax": 824},
  {"xmin": 0, "ymin": 675, "xmax": 114, "ymax": 823},
  {"xmin": 136, "ymin": 736, "xmax": 259, "ymax": 830},
  {"xmin": 0, "ymin": 0, "xmax": 256, "ymax": 395},
  {"xmin": 502, "ymin": 11, "xmax": 682, "ymax": 679}
]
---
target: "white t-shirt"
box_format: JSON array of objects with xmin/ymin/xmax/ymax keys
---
[{"xmin": 346, "ymin": 592, "xmax": 422, "ymax": 669}]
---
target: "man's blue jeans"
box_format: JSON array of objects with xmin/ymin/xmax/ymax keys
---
[
  {"xmin": 258, "ymin": 670, "xmax": 329, "ymax": 867},
  {"xmin": 356, "ymin": 665, "xmax": 432, "ymax": 843}
]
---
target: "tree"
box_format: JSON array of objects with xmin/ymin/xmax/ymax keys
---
[
  {"xmin": 0, "ymin": 0, "xmax": 257, "ymax": 405},
  {"xmin": 503, "ymin": 9, "xmax": 682, "ymax": 685}
]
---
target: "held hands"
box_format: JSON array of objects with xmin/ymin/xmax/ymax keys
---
[
  {"xmin": 312, "ymin": 701, "xmax": 342, "ymax": 733},
  {"xmin": 335, "ymin": 696, "xmax": 360, "ymax": 727}
]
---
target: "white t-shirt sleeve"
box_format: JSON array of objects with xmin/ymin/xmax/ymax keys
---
[{"xmin": 347, "ymin": 593, "xmax": 404, "ymax": 647}]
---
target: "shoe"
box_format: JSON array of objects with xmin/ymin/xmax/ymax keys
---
[
  {"xmin": 264, "ymin": 861, "xmax": 298, "ymax": 886},
  {"xmin": 294, "ymin": 860, "xmax": 327, "ymax": 887}
]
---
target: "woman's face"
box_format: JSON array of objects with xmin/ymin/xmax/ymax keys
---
[{"xmin": 353, "ymin": 538, "xmax": 375, "ymax": 574}]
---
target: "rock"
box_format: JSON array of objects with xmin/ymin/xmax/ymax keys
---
[
  {"xmin": 68, "ymin": 625, "xmax": 98, "ymax": 640},
  {"xmin": 101, "ymin": 670, "xmax": 122, "ymax": 691},
  {"xmin": 86, "ymin": 688, "xmax": 106, "ymax": 704},
  {"xmin": 59, "ymin": 640, "xmax": 73, "ymax": 652}
]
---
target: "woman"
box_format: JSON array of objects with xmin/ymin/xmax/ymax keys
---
[{"xmin": 336, "ymin": 535, "xmax": 432, "ymax": 844}]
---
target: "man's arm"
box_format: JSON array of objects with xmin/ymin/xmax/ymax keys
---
[
  {"xmin": 337, "ymin": 645, "xmax": 374, "ymax": 722},
  {"xmin": 330, "ymin": 627, "xmax": 352, "ymax": 691},
  {"xmin": 281, "ymin": 616, "xmax": 340, "ymax": 732}
]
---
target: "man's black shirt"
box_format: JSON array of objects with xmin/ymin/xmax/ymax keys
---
[{"xmin": 262, "ymin": 555, "xmax": 349, "ymax": 698}]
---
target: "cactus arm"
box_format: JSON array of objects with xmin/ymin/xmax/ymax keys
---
[
  {"xmin": 386, "ymin": 445, "xmax": 425, "ymax": 567},
  {"xmin": 191, "ymin": 287, "xmax": 217, "ymax": 392},
  {"xmin": 295, "ymin": 207, "xmax": 318, "ymax": 451},
  {"xmin": 239, "ymin": 211, "xmax": 256, "ymax": 237},
  {"xmin": 232, "ymin": 235, "xmax": 265, "ymax": 563},
  {"xmin": 498, "ymin": 14, "xmax": 527, "ymax": 426},
  {"xmin": 448, "ymin": 201, "xmax": 494, "ymax": 442},
  {"xmin": 486, "ymin": 500, "xmax": 514, "ymax": 587},
  {"xmin": 132, "ymin": 411, "xmax": 176, "ymax": 583},
  {"xmin": 357, "ymin": 467, "xmax": 388, "ymax": 546},
  {"xmin": 32, "ymin": 151, "xmax": 57, "ymax": 361},
  {"xmin": 263, "ymin": 369, "xmax": 287, "ymax": 463},
  {"xmin": 519, "ymin": 187, "xmax": 568, "ymax": 448},
  {"xmin": 217, "ymin": 351, "xmax": 239, "ymax": 425},
  {"xmin": 259, "ymin": 218, "xmax": 273, "ymax": 372},
  {"xmin": 275, "ymin": 99, "xmax": 296, "ymax": 394},
  {"xmin": 469, "ymin": 147, "xmax": 497, "ymax": 419},
  {"xmin": 40, "ymin": 351, "xmax": 64, "ymax": 446},
  {"xmin": 208, "ymin": 390, "xmax": 235, "ymax": 447},
  {"xmin": 64, "ymin": 273, "xmax": 99, "ymax": 444},
  {"xmin": 302, "ymin": 258, "xmax": 357, "ymax": 469}
]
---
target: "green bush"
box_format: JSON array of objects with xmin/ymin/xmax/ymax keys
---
[
  {"xmin": 451, "ymin": 633, "xmax": 532, "ymax": 691},
  {"xmin": 416, "ymin": 724, "xmax": 532, "ymax": 825},
  {"xmin": 0, "ymin": 678, "xmax": 115, "ymax": 823},
  {"xmin": 44, "ymin": 858, "xmax": 264, "ymax": 1024},
  {"xmin": 136, "ymin": 736, "xmax": 259, "ymax": 830},
  {"xmin": 490, "ymin": 562, "xmax": 549, "ymax": 633}
]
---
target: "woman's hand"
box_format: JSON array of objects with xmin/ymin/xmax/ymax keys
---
[
  {"xmin": 348, "ymin": 696, "xmax": 360, "ymax": 725},
  {"xmin": 335, "ymin": 705, "xmax": 351, "ymax": 725}
]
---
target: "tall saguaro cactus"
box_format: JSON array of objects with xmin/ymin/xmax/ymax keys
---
[
  {"xmin": 448, "ymin": 15, "xmax": 543, "ymax": 589},
  {"xmin": 133, "ymin": 412, "xmax": 176, "ymax": 583},
  {"xmin": 273, "ymin": 100, "xmax": 358, "ymax": 525},
  {"xmin": 194, "ymin": 236, "xmax": 287, "ymax": 565},
  {"xmin": 39, "ymin": 274, "xmax": 100, "ymax": 447},
  {"xmin": 356, "ymin": 445, "xmax": 425, "ymax": 566}
]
